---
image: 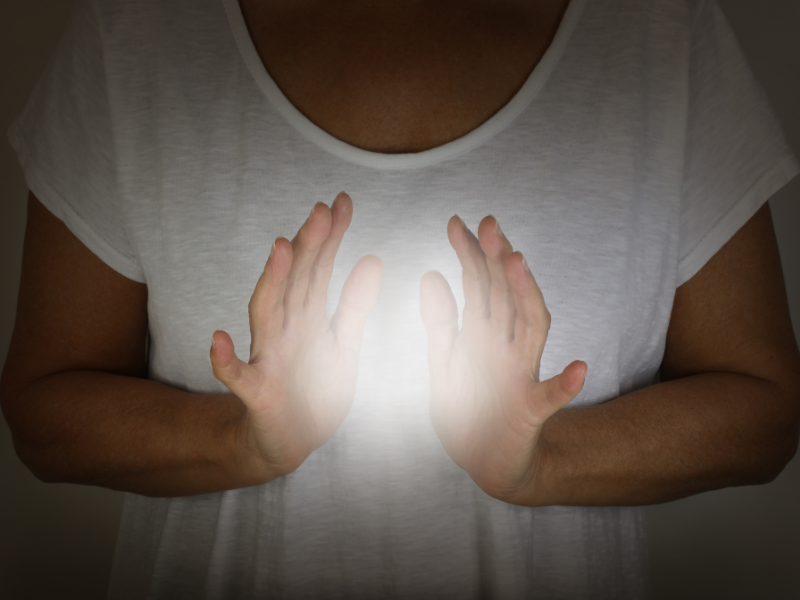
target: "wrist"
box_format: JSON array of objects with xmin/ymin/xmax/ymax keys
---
[
  {"xmin": 501, "ymin": 429, "xmax": 555, "ymax": 507},
  {"xmin": 230, "ymin": 404, "xmax": 307, "ymax": 486},
  {"xmin": 228, "ymin": 404, "xmax": 282, "ymax": 487}
]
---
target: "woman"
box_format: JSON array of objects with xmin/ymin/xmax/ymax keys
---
[{"xmin": 2, "ymin": 0, "xmax": 799, "ymax": 597}]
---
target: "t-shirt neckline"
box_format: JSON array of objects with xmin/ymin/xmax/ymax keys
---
[{"xmin": 222, "ymin": 0, "xmax": 587, "ymax": 171}]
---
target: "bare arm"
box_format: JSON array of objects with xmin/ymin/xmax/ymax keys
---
[
  {"xmin": 421, "ymin": 203, "xmax": 800, "ymax": 506},
  {"xmin": 0, "ymin": 192, "xmax": 381, "ymax": 497},
  {"xmin": 0, "ymin": 194, "xmax": 262, "ymax": 496},
  {"xmin": 531, "ymin": 202, "xmax": 800, "ymax": 506}
]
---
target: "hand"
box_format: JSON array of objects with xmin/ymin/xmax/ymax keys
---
[
  {"xmin": 210, "ymin": 192, "xmax": 382, "ymax": 479},
  {"xmin": 419, "ymin": 215, "xmax": 586, "ymax": 504}
]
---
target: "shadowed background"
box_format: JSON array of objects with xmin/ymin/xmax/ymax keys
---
[{"xmin": 1, "ymin": 1, "xmax": 798, "ymax": 598}]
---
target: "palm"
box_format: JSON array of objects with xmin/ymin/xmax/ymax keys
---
[
  {"xmin": 421, "ymin": 216, "xmax": 586, "ymax": 503},
  {"xmin": 211, "ymin": 193, "xmax": 382, "ymax": 476},
  {"xmin": 284, "ymin": 321, "xmax": 361, "ymax": 444}
]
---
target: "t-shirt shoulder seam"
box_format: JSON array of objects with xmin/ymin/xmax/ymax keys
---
[
  {"xmin": 9, "ymin": 119, "xmax": 147, "ymax": 284},
  {"xmin": 677, "ymin": 152, "xmax": 799, "ymax": 287}
]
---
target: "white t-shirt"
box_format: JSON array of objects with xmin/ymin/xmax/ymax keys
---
[{"xmin": 9, "ymin": 0, "xmax": 799, "ymax": 597}]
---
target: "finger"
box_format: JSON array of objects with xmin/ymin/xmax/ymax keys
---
[
  {"xmin": 477, "ymin": 216, "xmax": 516, "ymax": 337},
  {"xmin": 447, "ymin": 215, "xmax": 491, "ymax": 322},
  {"xmin": 506, "ymin": 251, "xmax": 551, "ymax": 356},
  {"xmin": 330, "ymin": 254, "xmax": 383, "ymax": 353},
  {"xmin": 210, "ymin": 329, "xmax": 264, "ymax": 403},
  {"xmin": 307, "ymin": 192, "xmax": 353, "ymax": 312},
  {"xmin": 530, "ymin": 361, "xmax": 587, "ymax": 422},
  {"xmin": 419, "ymin": 270, "xmax": 460, "ymax": 370},
  {"xmin": 248, "ymin": 237, "xmax": 293, "ymax": 356},
  {"xmin": 283, "ymin": 202, "xmax": 333, "ymax": 326}
]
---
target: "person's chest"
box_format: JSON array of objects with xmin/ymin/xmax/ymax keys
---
[
  {"xmin": 113, "ymin": 0, "xmax": 684, "ymax": 402},
  {"xmin": 238, "ymin": 0, "xmax": 571, "ymax": 153}
]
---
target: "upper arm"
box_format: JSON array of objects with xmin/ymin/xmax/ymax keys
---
[
  {"xmin": 661, "ymin": 202, "xmax": 800, "ymax": 404},
  {"xmin": 0, "ymin": 192, "xmax": 148, "ymax": 420}
]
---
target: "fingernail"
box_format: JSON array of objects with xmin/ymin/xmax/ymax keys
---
[
  {"xmin": 309, "ymin": 204, "xmax": 316, "ymax": 219},
  {"xmin": 521, "ymin": 255, "xmax": 530, "ymax": 273},
  {"xmin": 455, "ymin": 214, "xmax": 465, "ymax": 227},
  {"xmin": 269, "ymin": 239, "xmax": 277, "ymax": 258},
  {"xmin": 211, "ymin": 335, "xmax": 216, "ymax": 350},
  {"xmin": 495, "ymin": 218, "xmax": 503, "ymax": 237}
]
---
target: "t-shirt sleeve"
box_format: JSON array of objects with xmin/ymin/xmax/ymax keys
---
[
  {"xmin": 7, "ymin": 0, "xmax": 145, "ymax": 283},
  {"xmin": 677, "ymin": 0, "xmax": 799, "ymax": 287}
]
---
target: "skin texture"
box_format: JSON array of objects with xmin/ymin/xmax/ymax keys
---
[
  {"xmin": 239, "ymin": 0, "xmax": 572, "ymax": 153},
  {"xmin": 1, "ymin": 0, "xmax": 799, "ymax": 501}
]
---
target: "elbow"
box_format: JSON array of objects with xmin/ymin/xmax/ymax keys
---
[
  {"xmin": 773, "ymin": 384, "xmax": 800, "ymax": 478},
  {"xmin": 766, "ymin": 418, "xmax": 800, "ymax": 482},
  {"xmin": 3, "ymin": 425, "xmax": 60, "ymax": 484},
  {"xmin": 3, "ymin": 416, "xmax": 64, "ymax": 485},
  {"xmin": 723, "ymin": 379, "xmax": 800, "ymax": 488},
  {"xmin": 1, "ymin": 381, "xmax": 64, "ymax": 485},
  {"xmin": 752, "ymin": 431, "xmax": 798, "ymax": 486},
  {"xmin": 11, "ymin": 439, "xmax": 63, "ymax": 485},
  {"xmin": 750, "ymin": 392, "xmax": 800, "ymax": 485}
]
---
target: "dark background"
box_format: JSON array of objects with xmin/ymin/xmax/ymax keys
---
[{"xmin": 1, "ymin": 1, "xmax": 798, "ymax": 598}]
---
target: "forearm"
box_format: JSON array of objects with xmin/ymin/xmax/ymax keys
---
[
  {"xmin": 523, "ymin": 372, "xmax": 800, "ymax": 507},
  {"xmin": 4, "ymin": 370, "xmax": 276, "ymax": 497}
]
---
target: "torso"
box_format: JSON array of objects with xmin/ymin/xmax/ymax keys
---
[{"xmin": 239, "ymin": 0, "xmax": 571, "ymax": 153}]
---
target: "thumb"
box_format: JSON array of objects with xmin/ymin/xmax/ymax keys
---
[
  {"xmin": 534, "ymin": 360, "xmax": 587, "ymax": 419},
  {"xmin": 419, "ymin": 270, "xmax": 459, "ymax": 365},
  {"xmin": 331, "ymin": 254, "xmax": 383, "ymax": 352},
  {"xmin": 210, "ymin": 329, "xmax": 261, "ymax": 402}
]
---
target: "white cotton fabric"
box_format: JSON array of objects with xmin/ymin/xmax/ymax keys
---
[{"xmin": 8, "ymin": 0, "xmax": 799, "ymax": 597}]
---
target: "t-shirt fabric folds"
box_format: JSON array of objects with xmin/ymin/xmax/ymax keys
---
[{"xmin": 8, "ymin": 0, "xmax": 798, "ymax": 598}]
